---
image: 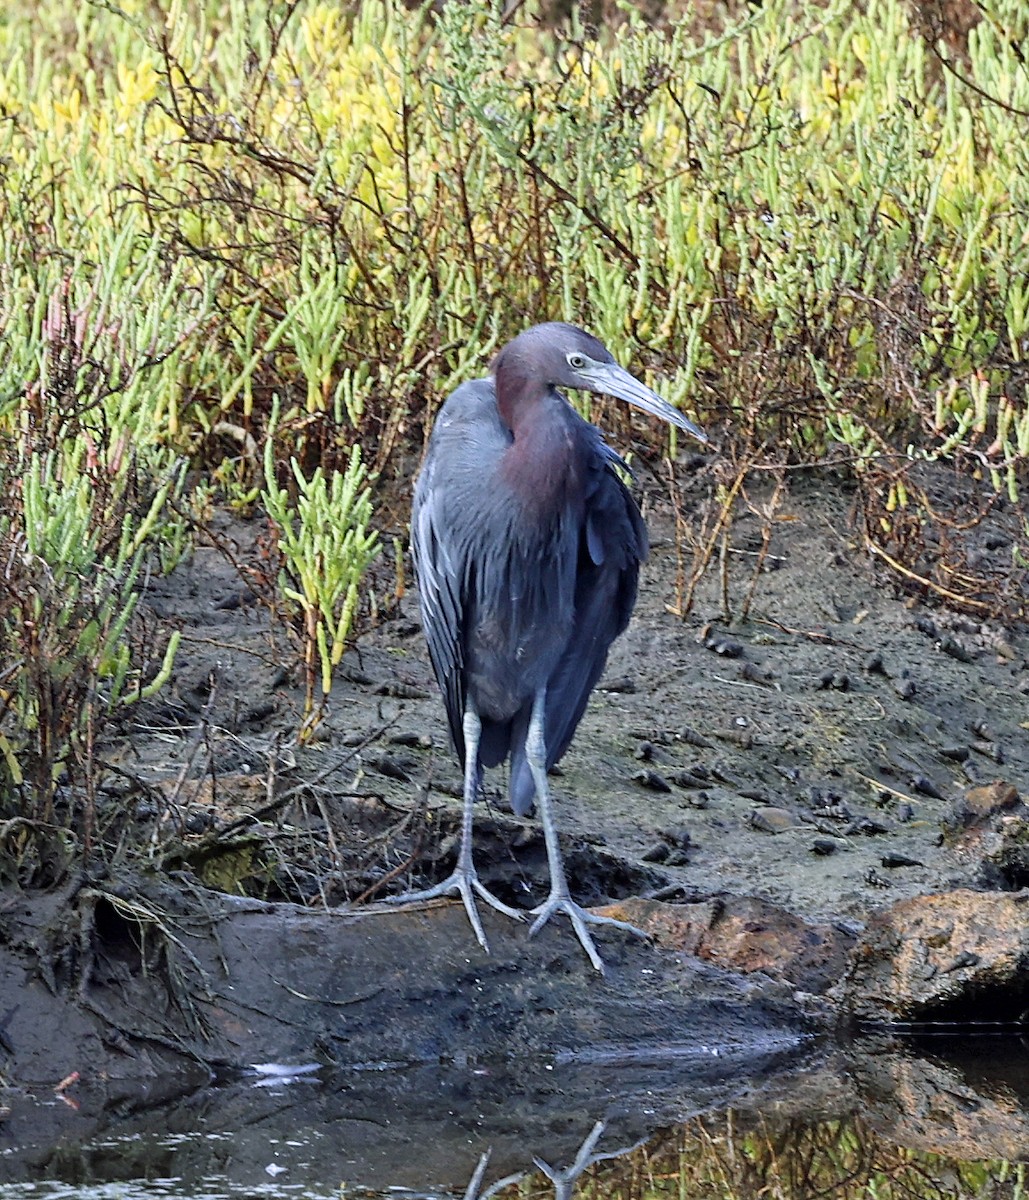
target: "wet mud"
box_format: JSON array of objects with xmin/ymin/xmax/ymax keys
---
[{"xmin": 2, "ymin": 472, "xmax": 1028, "ymax": 1178}]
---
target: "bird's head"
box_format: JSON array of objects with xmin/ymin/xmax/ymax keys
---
[{"xmin": 494, "ymin": 322, "xmax": 708, "ymax": 444}]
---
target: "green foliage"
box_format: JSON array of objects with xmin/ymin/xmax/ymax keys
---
[
  {"xmin": 0, "ymin": 257, "xmax": 189, "ymax": 831},
  {"xmin": 262, "ymin": 404, "xmax": 379, "ymax": 737},
  {"xmin": 1, "ymin": 0, "xmax": 1028, "ymax": 817}
]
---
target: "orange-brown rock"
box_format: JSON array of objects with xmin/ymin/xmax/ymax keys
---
[
  {"xmin": 600, "ymin": 896, "xmax": 853, "ymax": 994},
  {"xmin": 949, "ymin": 780, "xmax": 1020, "ymax": 829},
  {"xmin": 842, "ymin": 889, "xmax": 1029, "ymax": 1024}
]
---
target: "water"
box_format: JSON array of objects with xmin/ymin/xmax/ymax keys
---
[{"xmin": 2, "ymin": 1036, "xmax": 1028, "ymax": 1198}]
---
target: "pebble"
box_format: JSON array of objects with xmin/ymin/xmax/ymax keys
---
[
  {"xmin": 705, "ymin": 634, "xmax": 744, "ymax": 657},
  {"xmin": 864, "ymin": 651, "xmax": 887, "ymax": 675},
  {"xmin": 670, "ymin": 769, "xmax": 711, "ymax": 789},
  {"xmin": 239, "ymin": 699, "xmax": 274, "ymax": 725},
  {"xmin": 750, "ymin": 806, "xmax": 800, "ymax": 833},
  {"xmin": 641, "ymin": 842, "xmax": 670, "ymax": 863},
  {"xmin": 365, "ymin": 752, "xmax": 415, "ymax": 782},
  {"xmin": 911, "ymin": 775, "xmax": 944, "ymax": 799},
  {"xmin": 939, "ymin": 744, "xmax": 970, "ymax": 762},
  {"xmin": 882, "ymin": 852, "xmax": 923, "ymax": 868},
  {"xmin": 972, "ymin": 740, "xmax": 1005, "ymax": 763},
  {"xmin": 939, "ymin": 635, "xmax": 977, "ymax": 663},
  {"xmin": 632, "ymin": 769, "xmax": 672, "ymax": 793},
  {"xmin": 893, "ymin": 677, "xmax": 917, "ymax": 700},
  {"xmin": 680, "ymin": 726, "xmax": 715, "ymax": 749},
  {"xmin": 951, "ymin": 780, "xmax": 1020, "ymax": 827},
  {"xmin": 812, "ymin": 837, "xmax": 839, "ymax": 856},
  {"xmin": 389, "ymin": 731, "xmax": 432, "ymax": 748}
]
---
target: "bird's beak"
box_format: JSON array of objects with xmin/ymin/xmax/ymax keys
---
[{"xmin": 583, "ymin": 363, "xmax": 709, "ymax": 445}]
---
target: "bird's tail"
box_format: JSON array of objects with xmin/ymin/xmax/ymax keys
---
[{"xmin": 508, "ymin": 749, "xmax": 536, "ymax": 817}]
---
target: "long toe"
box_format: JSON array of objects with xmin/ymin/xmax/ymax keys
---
[
  {"xmin": 387, "ymin": 867, "xmax": 525, "ymax": 954},
  {"xmin": 529, "ymin": 896, "xmax": 650, "ymax": 973}
]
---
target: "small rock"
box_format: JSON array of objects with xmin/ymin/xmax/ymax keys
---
[
  {"xmin": 664, "ymin": 849, "xmax": 691, "ymax": 867},
  {"xmin": 864, "ymin": 651, "xmax": 887, "ymax": 675},
  {"xmin": 860, "ymin": 816, "xmax": 891, "ymax": 835},
  {"xmin": 939, "ymin": 635, "xmax": 977, "ymax": 663},
  {"xmin": 679, "ymin": 727, "xmax": 714, "ymax": 749},
  {"xmin": 881, "ymin": 852, "xmax": 923, "ymax": 868},
  {"xmin": 750, "ymin": 806, "xmax": 799, "ymax": 833},
  {"xmin": 706, "ymin": 636, "xmax": 744, "ymax": 658},
  {"xmin": 952, "ymin": 781, "xmax": 1020, "ymax": 828},
  {"xmin": 389, "ymin": 731, "xmax": 432, "ymax": 748},
  {"xmin": 659, "ymin": 827, "xmax": 692, "ymax": 850},
  {"xmin": 632, "ymin": 769, "xmax": 672, "ymax": 793},
  {"xmin": 939, "ymin": 744, "xmax": 970, "ymax": 763},
  {"xmin": 641, "ymin": 842, "xmax": 671, "ymax": 863},
  {"xmin": 669, "ymin": 768, "xmax": 711, "ymax": 789},
  {"xmin": 602, "ymin": 675, "xmax": 636, "ymax": 694},
  {"xmin": 812, "ymin": 838, "xmax": 839, "ymax": 856},
  {"xmin": 365, "ymin": 752, "xmax": 416, "ymax": 782},
  {"xmin": 245, "ymin": 700, "xmax": 276, "ymax": 723},
  {"xmin": 911, "ymin": 775, "xmax": 944, "ymax": 799},
  {"xmin": 894, "ymin": 678, "xmax": 917, "ymax": 700},
  {"xmin": 972, "ymin": 740, "xmax": 1005, "ymax": 764}
]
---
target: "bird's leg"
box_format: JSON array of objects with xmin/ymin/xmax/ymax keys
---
[
  {"xmin": 387, "ymin": 706, "xmax": 524, "ymax": 952},
  {"xmin": 525, "ymin": 690, "xmax": 648, "ymax": 973}
]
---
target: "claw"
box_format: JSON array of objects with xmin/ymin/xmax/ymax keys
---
[
  {"xmin": 529, "ymin": 895, "xmax": 649, "ymax": 974},
  {"xmin": 390, "ymin": 866, "xmax": 525, "ymax": 954}
]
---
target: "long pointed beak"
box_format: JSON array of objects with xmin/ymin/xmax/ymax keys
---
[{"xmin": 582, "ymin": 363, "xmax": 708, "ymax": 445}]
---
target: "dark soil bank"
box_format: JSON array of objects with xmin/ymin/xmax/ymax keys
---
[{"xmin": 2, "ymin": 473, "xmax": 1028, "ymax": 1136}]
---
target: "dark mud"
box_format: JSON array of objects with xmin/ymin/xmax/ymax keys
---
[
  {"xmin": 2, "ymin": 472, "xmax": 1028, "ymax": 1172},
  {"xmin": 122, "ymin": 472, "xmax": 1029, "ymax": 926}
]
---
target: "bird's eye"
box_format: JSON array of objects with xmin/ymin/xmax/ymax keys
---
[{"xmin": 567, "ymin": 353, "xmax": 587, "ymax": 370}]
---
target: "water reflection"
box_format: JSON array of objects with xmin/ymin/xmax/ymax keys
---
[{"xmin": 2, "ymin": 1038, "xmax": 1028, "ymax": 1197}]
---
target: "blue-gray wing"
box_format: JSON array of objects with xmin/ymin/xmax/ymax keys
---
[
  {"xmin": 411, "ymin": 380, "xmax": 511, "ymax": 762},
  {"xmin": 507, "ymin": 440, "xmax": 647, "ymax": 814}
]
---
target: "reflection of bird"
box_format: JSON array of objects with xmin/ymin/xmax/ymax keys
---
[{"xmin": 400, "ymin": 323, "xmax": 708, "ymax": 971}]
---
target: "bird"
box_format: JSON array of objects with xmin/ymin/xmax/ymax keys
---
[{"xmin": 396, "ymin": 322, "xmax": 708, "ymax": 972}]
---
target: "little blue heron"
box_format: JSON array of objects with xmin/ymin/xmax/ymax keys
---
[{"xmin": 398, "ymin": 323, "xmax": 708, "ymax": 971}]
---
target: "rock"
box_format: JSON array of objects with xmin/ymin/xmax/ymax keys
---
[
  {"xmin": 853, "ymin": 1040, "xmax": 1029, "ymax": 1161},
  {"xmin": 633, "ymin": 769, "xmax": 672, "ymax": 793},
  {"xmin": 880, "ymin": 852, "xmax": 922, "ymax": 868},
  {"xmin": 951, "ymin": 781, "xmax": 1020, "ymax": 828},
  {"xmin": 812, "ymin": 837, "xmax": 841, "ymax": 856},
  {"xmin": 841, "ymin": 890, "xmax": 1029, "ymax": 1024},
  {"xmin": 603, "ymin": 896, "xmax": 854, "ymax": 994},
  {"xmin": 750, "ymin": 806, "xmax": 800, "ymax": 833},
  {"xmin": 641, "ymin": 842, "xmax": 670, "ymax": 863}
]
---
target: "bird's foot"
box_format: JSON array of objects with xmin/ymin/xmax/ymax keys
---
[
  {"xmin": 529, "ymin": 893, "xmax": 649, "ymax": 974},
  {"xmin": 388, "ymin": 866, "xmax": 525, "ymax": 954}
]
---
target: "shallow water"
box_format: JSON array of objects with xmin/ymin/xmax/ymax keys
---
[{"xmin": 3, "ymin": 1037, "xmax": 1028, "ymax": 1199}]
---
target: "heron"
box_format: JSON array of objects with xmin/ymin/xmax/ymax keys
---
[{"xmin": 398, "ymin": 323, "xmax": 708, "ymax": 972}]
